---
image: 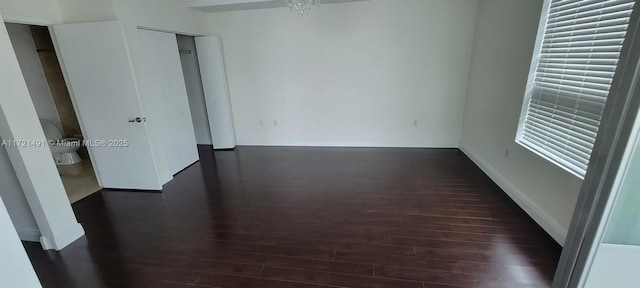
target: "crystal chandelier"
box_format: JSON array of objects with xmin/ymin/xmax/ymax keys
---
[{"xmin": 286, "ymin": 0, "xmax": 321, "ymax": 15}]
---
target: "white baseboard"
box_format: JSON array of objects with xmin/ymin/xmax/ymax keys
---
[
  {"xmin": 235, "ymin": 139, "xmax": 460, "ymax": 148},
  {"xmin": 40, "ymin": 223, "xmax": 85, "ymax": 251},
  {"xmin": 459, "ymin": 144, "xmax": 567, "ymax": 245},
  {"xmin": 17, "ymin": 228, "xmax": 41, "ymax": 242}
]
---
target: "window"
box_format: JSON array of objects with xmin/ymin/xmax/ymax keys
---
[{"xmin": 517, "ymin": 0, "xmax": 636, "ymax": 178}]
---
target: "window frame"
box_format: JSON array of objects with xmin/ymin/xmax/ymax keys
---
[{"xmin": 515, "ymin": 0, "xmax": 631, "ymax": 180}]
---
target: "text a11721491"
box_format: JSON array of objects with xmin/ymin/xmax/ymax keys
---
[{"xmin": 1, "ymin": 139, "xmax": 129, "ymax": 148}]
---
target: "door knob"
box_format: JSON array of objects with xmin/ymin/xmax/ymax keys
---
[{"xmin": 128, "ymin": 117, "xmax": 142, "ymax": 123}]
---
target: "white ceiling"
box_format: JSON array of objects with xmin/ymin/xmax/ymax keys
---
[{"xmin": 186, "ymin": 0, "xmax": 370, "ymax": 13}]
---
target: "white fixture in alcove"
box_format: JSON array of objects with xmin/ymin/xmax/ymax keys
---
[{"xmin": 40, "ymin": 119, "xmax": 82, "ymax": 166}]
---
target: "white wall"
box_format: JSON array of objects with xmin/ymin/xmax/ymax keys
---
[
  {"xmin": 208, "ymin": 0, "xmax": 478, "ymax": 147},
  {"xmin": 0, "ymin": 135, "xmax": 40, "ymax": 241},
  {"xmin": 57, "ymin": 0, "xmax": 117, "ymax": 23},
  {"xmin": 459, "ymin": 0, "xmax": 582, "ymax": 245},
  {"xmin": 0, "ymin": 194, "xmax": 42, "ymax": 288},
  {"xmin": 6, "ymin": 23, "xmax": 62, "ymax": 131},
  {"xmin": 178, "ymin": 35, "xmax": 213, "ymax": 145}
]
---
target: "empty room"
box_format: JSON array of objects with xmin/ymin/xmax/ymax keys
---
[{"xmin": 1, "ymin": 0, "xmax": 639, "ymax": 287}]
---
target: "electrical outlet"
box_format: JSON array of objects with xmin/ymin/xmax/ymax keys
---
[{"xmin": 413, "ymin": 120, "xmax": 418, "ymax": 126}]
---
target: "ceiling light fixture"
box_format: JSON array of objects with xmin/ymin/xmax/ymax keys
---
[{"xmin": 286, "ymin": 0, "xmax": 321, "ymax": 15}]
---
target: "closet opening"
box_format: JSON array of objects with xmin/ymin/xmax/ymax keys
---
[{"xmin": 176, "ymin": 34, "xmax": 214, "ymax": 148}]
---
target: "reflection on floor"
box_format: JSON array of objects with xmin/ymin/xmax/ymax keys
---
[{"xmin": 57, "ymin": 160, "xmax": 101, "ymax": 204}]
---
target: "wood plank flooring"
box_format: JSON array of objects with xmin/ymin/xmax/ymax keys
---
[{"xmin": 23, "ymin": 146, "xmax": 561, "ymax": 288}]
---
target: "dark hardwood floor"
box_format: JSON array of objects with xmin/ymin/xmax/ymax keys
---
[{"xmin": 24, "ymin": 146, "xmax": 561, "ymax": 288}]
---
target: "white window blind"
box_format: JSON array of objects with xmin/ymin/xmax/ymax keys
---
[{"xmin": 517, "ymin": 0, "xmax": 636, "ymax": 178}]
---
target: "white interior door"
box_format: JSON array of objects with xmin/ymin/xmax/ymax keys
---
[
  {"xmin": 195, "ymin": 36, "xmax": 236, "ymax": 149},
  {"xmin": 53, "ymin": 21, "xmax": 162, "ymax": 190},
  {"xmin": 138, "ymin": 29, "xmax": 199, "ymax": 174}
]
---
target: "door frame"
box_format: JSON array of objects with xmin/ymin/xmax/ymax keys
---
[
  {"xmin": 552, "ymin": 4, "xmax": 640, "ymax": 287},
  {"xmin": 4, "ymin": 18, "xmax": 104, "ymax": 188},
  {"xmin": 1, "ymin": 16, "xmax": 85, "ymax": 250},
  {"xmin": 137, "ymin": 26, "xmax": 204, "ymax": 37}
]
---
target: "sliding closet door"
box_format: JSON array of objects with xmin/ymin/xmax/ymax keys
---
[
  {"xmin": 53, "ymin": 21, "xmax": 162, "ymax": 190},
  {"xmin": 195, "ymin": 36, "xmax": 236, "ymax": 150},
  {"xmin": 138, "ymin": 29, "xmax": 199, "ymax": 174}
]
